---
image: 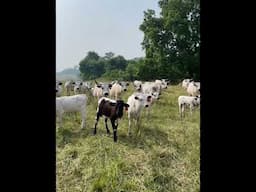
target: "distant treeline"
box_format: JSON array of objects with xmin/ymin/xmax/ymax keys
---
[{"xmin": 79, "ymin": 0, "xmax": 199, "ymax": 83}]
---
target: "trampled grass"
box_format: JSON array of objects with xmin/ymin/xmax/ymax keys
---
[{"xmin": 56, "ymin": 83, "xmax": 200, "ymax": 192}]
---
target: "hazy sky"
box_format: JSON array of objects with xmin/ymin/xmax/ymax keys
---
[{"xmin": 56, "ymin": 0, "xmax": 160, "ymax": 72}]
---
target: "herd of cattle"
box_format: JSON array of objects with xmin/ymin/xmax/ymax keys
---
[{"xmin": 56, "ymin": 79, "xmax": 200, "ymax": 142}]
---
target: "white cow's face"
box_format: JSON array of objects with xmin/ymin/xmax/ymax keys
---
[
  {"xmin": 119, "ymin": 81, "xmax": 128, "ymax": 91},
  {"xmin": 134, "ymin": 94, "xmax": 152, "ymax": 108},
  {"xmin": 56, "ymin": 81, "xmax": 62, "ymax": 86},
  {"xmin": 161, "ymin": 81, "xmax": 168, "ymax": 89},
  {"xmin": 151, "ymin": 92, "xmax": 160, "ymax": 100}
]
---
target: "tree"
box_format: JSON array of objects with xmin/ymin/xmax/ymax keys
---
[
  {"xmin": 79, "ymin": 51, "xmax": 105, "ymax": 80},
  {"xmin": 139, "ymin": 0, "xmax": 200, "ymax": 81},
  {"xmin": 104, "ymin": 55, "xmax": 127, "ymax": 71},
  {"xmin": 104, "ymin": 52, "xmax": 115, "ymax": 60}
]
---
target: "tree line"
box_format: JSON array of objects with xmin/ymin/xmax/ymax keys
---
[{"xmin": 79, "ymin": 0, "xmax": 199, "ymax": 83}]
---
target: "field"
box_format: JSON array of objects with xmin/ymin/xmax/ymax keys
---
[{"xmin": 56, "ymin": 83, "xmax": 200, "ymax": 192}]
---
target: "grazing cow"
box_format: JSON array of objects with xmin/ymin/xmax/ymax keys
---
[
  {"xmin": 109, "ymin": 81, "xmax": 129, "ymax": 100},
  {"xmin": 126, "ymin": 93, "xmax": 152, "ymax": 136},
  {"xmin": 56, "ymin": 94, "xmax": 87, "ymax": 129},
  {"xmin": 109, "ymin": 82, "xmax": 122, "ymax": 100},
  {"xmin": 94, "ymin": 97, "xmax": 129, "ymax": 142},
  {"xmin": 182, "ymin": 79, "xmax": 192, "ymax": 89},
  {"xmin": 141, "ymin": 82, "xmax": 160, "ymax": 100},
  {"xmin": 93, "ymin": 81, "xmax": 112, "ymax": 99},
  {"xmin": 133, "ymin": 80, "xmax": 142, "ymax": 91},
  {"xmin": 74, "ymin": 81, "xmax": 83, "ymax": 95},
  {"xmin": 155, "ymin": 79, "xmax": 168, "ymax": 93},
  {"xmin": 64, "ymin": 80, "xmax": 76, "ymax": 96},
  {"xmin": 178, "ymin": 95, "xmax": 200, "ymax": 118},
  {"xmin": 187, "ymin": 82, "xmax": 200, "ymax": 96},
  {"xmin": 80, "ymin": 81, "xmax": 92, "ymax": 94}
]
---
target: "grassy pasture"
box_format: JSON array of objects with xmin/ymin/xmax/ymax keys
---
[{"xmin": 56, "ymin": 82, "xmax": 200, "ymax": 192}]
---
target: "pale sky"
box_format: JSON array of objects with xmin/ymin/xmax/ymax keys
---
[{"xmin": 56, "ymin": 0, "xmax": 160, "ymax": 72}]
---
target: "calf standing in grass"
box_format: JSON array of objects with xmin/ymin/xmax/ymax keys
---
[
  {"xmin": 94, "ymin": 97, "xmax": 129, "ymax": 142},
  {"xmin": 56, "ymin": 94, "xmax": 87, "ymax": 129},
  {"xmin": 178, "ymin": 95, "xmax": 200, "ymax": 118},
  {"xmin": 126, "ymin": 93, "xmax": 152, "ymax": 136}
]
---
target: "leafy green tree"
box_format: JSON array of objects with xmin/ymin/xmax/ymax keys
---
[
  {"xmin": 79, "ymin": 51, "xmax": 105, "ymax": 80},
  {"xmin": 139, "ymin": 0, "xmax": 200, "ymax": 80},
  {"xmin": 104, "ymin": 55, "xmax": 127, "ymax": 71},
  {"xmin": 104, "ymin": 52, "xmax": 115, "ymax": 60}
]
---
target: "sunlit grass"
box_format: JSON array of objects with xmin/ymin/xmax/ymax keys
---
[{"xmin": 56, "ymin": 83, "xmax": 200, "ymax": 192}]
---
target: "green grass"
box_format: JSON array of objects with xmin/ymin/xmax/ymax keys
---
[{"xmin": 56, "ymin": 84, "xmax": 200, "ymax": 192}]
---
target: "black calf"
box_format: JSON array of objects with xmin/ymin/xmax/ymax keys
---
[{"xmin": 94, "ymin": 98, "xmax": 129, "ymax": 142}]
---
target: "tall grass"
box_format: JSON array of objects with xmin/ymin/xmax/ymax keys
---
[{"xmin": 56, "ymin": 83, "xmax": 200, "ymax": 192}]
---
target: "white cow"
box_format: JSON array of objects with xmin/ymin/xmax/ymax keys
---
[
  {"xmin": 64, "ymin": 80, "xmax": 75, "ymax": 96},
  {"xmin": 187, "ymin": 82, "xmax": 200, "ymax": 96},
  {"xmin": 56, "ymin": 94, "xmax": 87, "ymax": 129},
  {"xmin": 109, "ymin": 81, "xmax": 128, "ymax": 100},
  {"xmin": 74, "ymin": 81, "xmax": 83, "ymax": 95},
  {"xmin": 80, "ymin": 81, "xmax": 92, "ymax": 94},
  {"xmin": 182, "ymin": 79, "xmax": 193, "ymax": 89},
  {"xmin": 126, "ymin": 92, "xmax": 152, "ymax": 136},
  {"xmin": 178, "ymin": 95, "xmax": 200, "ymax": 118},
  {"xmin": 109, "ymin": 82, "xmax": 122, "ymax": 100},
  {"xmin": 133, "ymin": 80, "xmax": 142, "ymax": 91},
  {"xmin": 56, "ymin": 81, "xmax": 63, "ymax": 97},
  {"xmin": 155, "ymin": 79, "xmax": 168, "ymax": 93},
  {"xmin": 93, "ymin": 81, "xmax": 112, "ymax": 99},
  {"xmin": 141, "ymin": 82, "xmax": 160, "ymax": 100}
]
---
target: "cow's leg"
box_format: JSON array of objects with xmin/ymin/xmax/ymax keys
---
[
  {"xmin": 190, "ymin": 105, "xmax": 194, "ymax": 116},
  {"xmin": 135, "ymin": 115, "xmax": 141, "ymax": 135},
  {"xmin": 94, "ymin": 113, "xmax": 100, "ymax": 135},
  {"xmin": 105, "ymin": 118, "xmax": 110, "ymax": 134},
  {"xmin": 111, "ymin": 119, "xmax": 118, "ymax": 142},
  {"xmin": 81, "ymin": 108, "xmax": 86, "ymax": 129},
  {"xmin": 128, "ymin": 114, "xmax": 132, "ymax": 136}
]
